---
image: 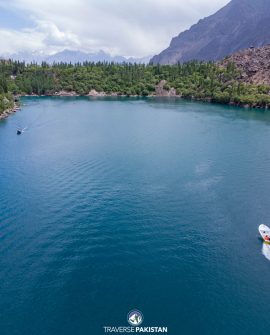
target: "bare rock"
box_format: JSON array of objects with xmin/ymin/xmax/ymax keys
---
[
  {"xmin": 155, "ymin": 80, "xmax": 177, "ymax": 96},
  {"xmin": 88, "ymin": 89, "xmax": 106, "ymax": 97},
  {"xmin": 54, "ymin": 91, "xmax": 79, "ymax": 96},
  {"xmin": 220, "ymin": 45, "xmax": 270, "ymax": 85}
]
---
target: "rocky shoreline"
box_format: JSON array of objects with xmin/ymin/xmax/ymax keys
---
[
  {"xmin": 1, "ymin": 76, "xmax": 268, "ymax": 122},
  {"xmin": 0, "ymin": 104, "xmax": 20, "ymax": 120},
  {"xmin": 20, "ymin": 77, "xmax": 269, "ymax": 109},
  {"xmin": 20, "ymin": 80, "xmax": 180, "ymax": 99},
  {"xmin": 19, "ymin": 92, "xmax": 269, "ymax": 109}
]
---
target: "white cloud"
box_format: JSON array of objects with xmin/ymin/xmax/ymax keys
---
[
  {"xmin": 0, "ymin": 0, "xmax": 230, "ymax": 57},
  {"xmin": 0, "ymin": 20, "xmax": 80, "ymax": 55},
  {"xmin": 37, "ymin": 20, "xmax": 80, "ymax": 48}
]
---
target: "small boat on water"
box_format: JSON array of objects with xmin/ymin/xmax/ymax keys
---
[
  {"xmin": 259, "ymin": 224, "xmax": 270, "ymax": 243},
  {"xmin": 262, "ymin": 242, "xmax": 270, "ymax": 261},
  {"xmin": 16, "ymin": 127, "xmax": 27, "ymax": 135}
]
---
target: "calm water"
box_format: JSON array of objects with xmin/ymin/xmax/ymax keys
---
[{"xmin": 1, "ymin": 97, "xmax": 270, "ymax": 335}]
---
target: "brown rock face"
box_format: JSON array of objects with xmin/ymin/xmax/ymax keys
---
[
  {"xmin": 151, "ymin": 0, "xmax": 270, "ymax": 65},
  {"xmin": 155, "ymin": 80, "xmax": 177, "ymax": 96},
  {"xmin": 88, "ymin": 89, "xmax": 106, "ymax": 97},
  {"xmin": 54, "ymin": 91, "xmax": 79, "ymax": 96},
  {"xmin": 221, "ymin": 45, "xmax": 270, "ymax": 86}
]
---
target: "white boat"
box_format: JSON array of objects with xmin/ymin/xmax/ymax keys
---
[
  {"xmin": 262, "ymin": 242, "xmax": 270, "ymax": 261},
  {"xmin": 259, "ymin": 224, "xmax": 270, "ymax": 243}
]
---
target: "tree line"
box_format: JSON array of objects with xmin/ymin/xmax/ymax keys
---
[{"xmin": 0, "ymin": 59, "xmax": 270, "ymax": 114}]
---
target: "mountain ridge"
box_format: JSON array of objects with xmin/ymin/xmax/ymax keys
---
[
  {"xmin": 151, "ymin": 0, "xmax": 270, "ymax": 64},
  {"xmin": 3, "ymin": 49, "xmax": 151, "ymax": 64}
]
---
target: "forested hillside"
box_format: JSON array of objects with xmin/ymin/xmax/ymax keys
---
[
  {"xmin": 0, "ymin": 58, "xmax": 270, "ymax": 115},
  {"xmin": 0, "ymin": 93, "xmax": 14, "ymax": 115}
]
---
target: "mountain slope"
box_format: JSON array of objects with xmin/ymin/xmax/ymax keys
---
[
  {"xmin": 151, "ymin": 0, "xmax": 270, "ymax": 64},
  {"xmin": 220, "ymin": 45, "xmax": 270, "ymax": 86}
]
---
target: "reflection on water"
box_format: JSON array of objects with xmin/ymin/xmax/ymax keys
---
[{"xmin": 262, "ymin": 242, "xmax": 270, "ymax": 261}]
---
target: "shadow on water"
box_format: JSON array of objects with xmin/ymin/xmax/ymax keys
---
[
  {"xmin": 16, "ymin": 95, "xmax": 270, "ymax": 126},
  {"xmin": 143, "ymin": 96, "xmax": 270, "ymax": 124}
]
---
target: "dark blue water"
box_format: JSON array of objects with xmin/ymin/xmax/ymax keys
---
[{"xmin": 1, "ymin": 97, "xmax": 270, "ymax": 335}]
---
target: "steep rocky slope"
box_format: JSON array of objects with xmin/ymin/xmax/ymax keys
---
[
  {"xmin": 221, "ymin": 45, "xmax": 270, "ymax": 86},
  {"xmin": 151, "ymin": 0, "xmax": 270, "ymax": 64}
]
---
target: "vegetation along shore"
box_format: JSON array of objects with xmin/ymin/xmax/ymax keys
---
[
  {"xmin": 0, "ymin": 93, "xmax": 17, "ymax": 120},
  {"xmin": 0, "ymin": 45, "xmax": 270, "ymax": 119}
]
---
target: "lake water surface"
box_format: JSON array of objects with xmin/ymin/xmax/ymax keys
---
[{"xmin": 1, "ymin": 97, "xmax": 270, "ymax": 335}]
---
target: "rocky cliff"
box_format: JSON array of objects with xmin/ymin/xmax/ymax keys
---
[
  {"xmin": 221, "ymin": 45, "xmax": 270, "ymax": 86},
  {"xmin": 151, "ymin": 0, "xmax": 270, "ymax": 64}
]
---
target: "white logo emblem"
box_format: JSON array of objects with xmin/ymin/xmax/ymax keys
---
[{"xmin": 127, "ymin": 310, "xmax": 143, "ymax": 326}]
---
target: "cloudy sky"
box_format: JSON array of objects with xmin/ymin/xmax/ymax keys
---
[{"xmin": 0, "ymin": 0, "xmax": 230, "ymax": 57}]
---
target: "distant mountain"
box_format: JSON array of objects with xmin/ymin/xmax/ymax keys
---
[
  {"xmin": 151, "ymin": 0, "xmax": 270, "ymax": 64},
  {"xmin": 3, "ymin": 51, "xmax": 45, "ymax": 64},
  {"xmin": 46, "ymin": 50, "xmax": 127, "ymax": 64},
  {"xmin": 5, "ymin": 50, "xmax": 151, "ymax": 64}
]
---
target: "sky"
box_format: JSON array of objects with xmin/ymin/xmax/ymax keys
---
[{"xmin": 0, "ymin": 0, "xmax": 230, "ymax": 57}]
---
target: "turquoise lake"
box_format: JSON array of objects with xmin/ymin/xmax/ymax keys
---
[{"xmin": 1, "ymin": 97, "xmax": 270, "ymax": 335}]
